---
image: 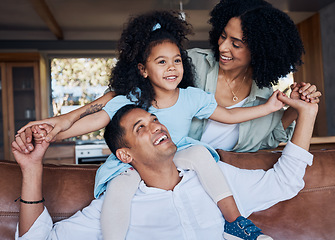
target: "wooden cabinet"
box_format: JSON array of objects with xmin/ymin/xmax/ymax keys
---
[
  {"xmin": 0, "ymin": 53, "xmax": 44, "ymax": 161},
  {"xmin": 43, "ymin": 142, "xmax": 76, "ymax": 165}
]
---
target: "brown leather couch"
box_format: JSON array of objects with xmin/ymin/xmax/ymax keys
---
[{"xmin": 1, "ymin": 149, "xmax": 334, "ymax": 240}]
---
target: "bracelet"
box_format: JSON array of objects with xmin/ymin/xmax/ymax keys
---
[{"xmin": 14, "ymin": 196, "xmax": 45, "ymax": 204}]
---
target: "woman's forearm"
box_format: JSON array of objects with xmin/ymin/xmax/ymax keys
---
[
  {"xmin": 70, "ymin": 91, "xmax": 115, "ymax": 122},
  {"xmin": 16, "ymin": 91, "xmax": 115, "ymax": 145},
  {"xmin": 56, "ymin": 110, "xmax": 110, "ymax": 141}
]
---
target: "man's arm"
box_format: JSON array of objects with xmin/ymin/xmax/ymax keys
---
[
  {"xmin": 219, "ymin": 94, "xmax": 318, "ymax": 217},
  {"xmin": 219, "ymin": 141, "xmax": 313, "ymax": 217},
  {"xmin": 12, "ymin": 140, "xmax": 49, "ymax": 236},
  {"xmin": 12, "ymin": 139, "xmax": 104, "ymax": 239},
  {"xmin": 281, "ymin": 82, "xmax": 320, "ymax": 130}
]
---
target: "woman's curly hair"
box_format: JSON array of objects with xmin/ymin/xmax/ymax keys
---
[
  {"xmin": 109, "ymin": 10, "xmax": 195, "ymax": 109},
  {"xmin": 209, "ymin": 0, "xmax": 304, "ymax": 88}
]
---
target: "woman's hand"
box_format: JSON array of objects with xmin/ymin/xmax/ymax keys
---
[
  {"xmin": 17, "ymin": 114, "xmax": 73, "ymax": 144},
  {"xmin": 291, "ymin": 82, "xmax": 321, "ymax": 103}
]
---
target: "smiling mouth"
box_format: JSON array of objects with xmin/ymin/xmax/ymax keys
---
[
  {"xmin": 220, "ymin": 55, "xmax": 233, "ymax": 61},
  {"xmin": 154, "ymin": 134, "xmax": 168, "ymax": 145},
  {"xmin": 164, "ymin": 76, "xmax": 177, "ymax": 80}
]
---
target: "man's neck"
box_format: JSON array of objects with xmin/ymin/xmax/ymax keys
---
[{"xmin": 137, "ymin": 161, "xmax": 181, "ymax": 191}]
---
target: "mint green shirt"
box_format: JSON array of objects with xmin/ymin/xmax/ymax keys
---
[{"xmin": 187, "ymin": 48, "xmax": 295, "ymax": 152}]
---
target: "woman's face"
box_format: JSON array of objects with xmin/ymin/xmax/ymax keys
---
[{"xmin": 217, "ymin": 17, "xmax": 251, "ymax": 73}]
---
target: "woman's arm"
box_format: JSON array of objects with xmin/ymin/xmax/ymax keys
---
[
  {"xmin": 56, "ymin": 110, "xmax": 111, "ymax": 141},
  {"xmin": 15, "ymin": 91, "xmax": 115, "ymax": 151},
  {"xmin": 209, "ymin": 90, "xmax": 284, "ymax": 124},
  {"xmin": 12, "ymin": 110, "xmax": 111, "ymax": 153}
]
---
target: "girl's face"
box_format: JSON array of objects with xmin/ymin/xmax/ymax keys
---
[
  {"xmin": 217, "ymin": 17, "xmax": 251, "ymax": 73},
  {"xmin": 138, "ymin": 41, "xmax": 183, "ymax": 94}
]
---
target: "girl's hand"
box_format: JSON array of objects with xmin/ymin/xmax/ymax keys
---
[
  {"xmin": 266, "ymin": 90, "xmax": 285, "ymax": 112},
  {"xmin": 14, "ymin": 124, "xmax": 54, "ymax": 153},
  {"xmin": 291, "ymin": 82, "xmax": 321, "ymax": 103},
  {"xmin": 32, "ymin": 125, "xmax": 51, "ymax": 143}
]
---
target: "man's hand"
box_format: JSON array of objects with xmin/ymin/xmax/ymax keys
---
[
  {"xmin": 12, "ymin": 140, "xmax": 49, "ymax": 171},
  {"xmin": 281, "ymin": 82, "xmax": 320, "ymax": 130},
  {"xmin": 291, "ymin": 82, "xmax": 321, "ymax": 103},
  {"xmin": 280, "ymin": 90, "xmax": 319, "ymax": 115},
  {"xmin": 12, "ymin": 139, "xmax": 50, "ymax": 237},
  {"xmin": 278, "ymin": 91, "xmax": 318, "ymax": 151}
]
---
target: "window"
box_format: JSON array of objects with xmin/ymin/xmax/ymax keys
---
[
  {"xmin": 51, "ymin": 57, "xmax": 117, "ymax": 141},
  {"xmin": 273, "ymin": 72, "xmax": 294, "ymax": 95},
  {"xmin": 272, "ymin": 72, "xmax": 294, "ymax": 110}
]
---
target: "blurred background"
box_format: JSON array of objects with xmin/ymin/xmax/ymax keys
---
[{"xmin": 0, "ymin": 0, "xmax": 334, "ymax": 162}]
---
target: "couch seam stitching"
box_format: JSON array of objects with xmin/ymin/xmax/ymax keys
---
[{"xmin": 301, "ymin": 185, "xmax": 335, "ymax": 193}]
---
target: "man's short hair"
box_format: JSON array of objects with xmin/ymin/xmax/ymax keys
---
[{"xmin": 104, "ymin": 104, "xmax": 142, "ymax": 156}]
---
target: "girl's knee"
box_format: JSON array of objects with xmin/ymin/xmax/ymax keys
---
[{"xmin": 174, "ymin": 145, "xmax": 214, "ymax": 169}]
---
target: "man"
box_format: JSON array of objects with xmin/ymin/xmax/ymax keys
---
[{"xmin": 13, "ymin": 93, "xmax": 317, "ymax": 240}]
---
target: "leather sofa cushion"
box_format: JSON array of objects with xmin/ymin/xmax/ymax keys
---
[{"xmin": 1, "ymin": 149, "xmax": 334, "ymax": 240}]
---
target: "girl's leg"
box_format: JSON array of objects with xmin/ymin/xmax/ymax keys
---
[
  {"xmin": 100, "ymin": 168, "xmax": 141, "ymax": 240},
  {"xmin": 174, "ymin": 145, "xmax": 273, "ymax": 239},
  {"xmin": 173, "ymin": 145, "xmax": 240, "ymax": 222}
]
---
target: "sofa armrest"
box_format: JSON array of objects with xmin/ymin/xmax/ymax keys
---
[
  {"xmin": 0, "ymin": 161, "xmax": 98, "ymax": 240},
  {"xmin": 218, "ymin": 149, "xmax": 335, "ymax": 239}
]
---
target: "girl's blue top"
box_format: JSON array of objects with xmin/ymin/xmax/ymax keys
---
[{"xmin": 94, "ymin": 87, "xmax": 218, "ymax": 198}]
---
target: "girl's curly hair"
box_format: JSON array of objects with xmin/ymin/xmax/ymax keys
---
[
  {"xmin": 209, "ymin": 0, "xmax": 304, "ymax": 88},
  {"xmin": 109, "ymin": 10, "xmax": 195, "ymax": 109}
]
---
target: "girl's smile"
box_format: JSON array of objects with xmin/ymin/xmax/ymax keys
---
[{"xmin": 138, "ymin": 41, "xmax": 184, "ymax": 94}]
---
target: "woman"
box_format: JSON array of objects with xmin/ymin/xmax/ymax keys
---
[
  {"xmin": 188, "ymin": 0, "xmax": 321, "ymax": 152},
  {"xmin": 15, "ymin": 0, "xmax": 320, "ymax": 154}
]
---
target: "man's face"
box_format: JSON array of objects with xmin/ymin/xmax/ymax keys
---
[{"xmin": 120, "ymin": 108, "xmax": 177, "ymax": 166}]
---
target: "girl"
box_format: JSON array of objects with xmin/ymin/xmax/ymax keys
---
[{"xmin": 25, "ymin": 11, "xmax": 282, "ymax": 240}]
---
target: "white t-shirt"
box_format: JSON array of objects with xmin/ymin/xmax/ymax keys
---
[{"xmin": 201, "ymin": 98, "xmax": 247, "ymax": 150}]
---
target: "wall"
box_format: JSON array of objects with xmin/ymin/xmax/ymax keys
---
[
  {"xmin": 295, "ymin": 14, "xmax": 327, "ymax": 136},
  {"xmin": 320, "ymin": 1, "xmax": 335, "ymax": 136}
]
